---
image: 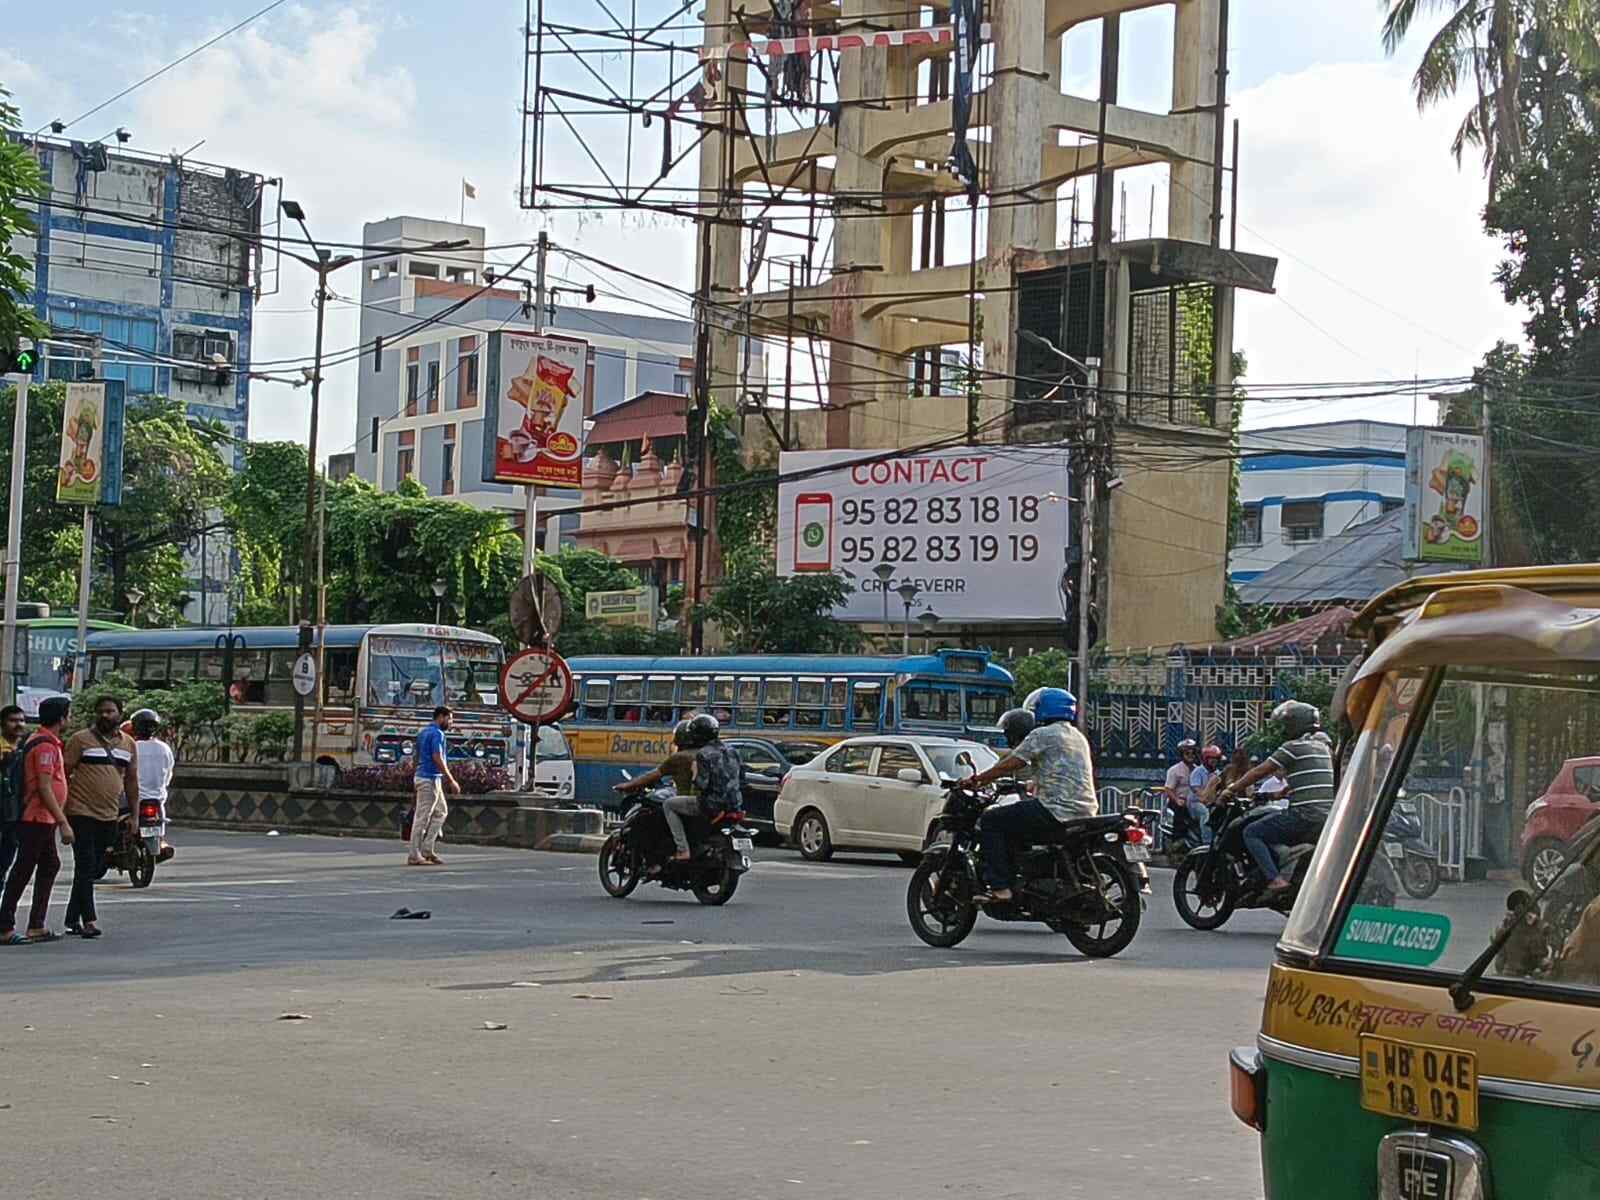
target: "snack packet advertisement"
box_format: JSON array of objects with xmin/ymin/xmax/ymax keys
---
[
  {"xmin": 56, "ymin": 379, "xmax": 126, "ymax": 506},
  {"xmin": 482, "ymin": 331, "xmax": 588, "ymax": 488}
]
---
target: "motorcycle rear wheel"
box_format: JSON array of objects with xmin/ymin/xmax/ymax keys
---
[
  {"xmin": 906, "ymin": 854, "xmax": 977, "ymax": 948},
  {"xmin": 1060, "ymin": 852, "xmax": 1142, "ymax": 958},
  {"xmin": 128, "ymin": 841, "xmax": 156, "ymax": 889},
  {"xmin": 1173, "ymin": 856, "xmax": 1236, "ymax": 930},
  {"xmin": 692, "ymin": 863, "xmax": 740, "ymax": 905},
  {"xmin": 1399, "ymin": 851, "xmax": 1441, "ymax": 900},
  {"xmin": 598, "ymin": 833, "xmax": 641, "ymax": 898}
]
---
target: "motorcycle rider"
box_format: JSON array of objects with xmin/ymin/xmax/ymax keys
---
[
  {"xmin": 613, "ymin": 718, "xmax": 701, "ymax": 863},
  {"xmin": 1164, "ymin": 738, "xmax": 1207, "ymax": 848},
  {"xmin": 964, "ymin": 687, "xmax": 1097, "ymax": 903},
  {"xmin": 129, "ymin": 709, "xmax": 175, "ymax": 862},
  {"xmin": 1218, "ymin": 700, "xmax": 1335, "ymax": 893}
]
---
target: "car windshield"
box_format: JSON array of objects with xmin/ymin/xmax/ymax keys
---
[
  {"xmin": 1285, "ymin": 663, "xmax": 1600, "ymax": 1000},
  {"xmin": 926, "ymin": 744, "xmax": 997, "ymax": 780},
  {"xmin": 535, "ymin": 725, "xmax": 570, "ymax": 759}
]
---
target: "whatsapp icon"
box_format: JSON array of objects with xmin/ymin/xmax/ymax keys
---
[{"xmin": 801, "ymin": 522, "xmax": 826, "ymax": 549}]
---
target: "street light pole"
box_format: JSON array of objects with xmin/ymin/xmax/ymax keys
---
[
  {"xmin": 1078, "ymin": 357, "xmax": 1100, "ymax": 732},
  {"xmin": 1, "ymin": 370, "xmax": 29, "ymax": 705},
  {"xmin": 895, "ymin": 580, "xmax": 920, "ymax": 655},
  {"xmin": 872, "ymin": 562, "xmax": 894, "ymax": 649}
]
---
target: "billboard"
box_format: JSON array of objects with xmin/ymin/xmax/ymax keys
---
[
  {"xmin": 1403, "ymin": 428, "xmax": 1486, "ymax": 564},
  {"xmin": 585, "ymin": 587, "xmax": 658, "ymax": 631},
  {"xmin": 776, "ymin": 446, "xmax": 1074, "ymax": 623},
  {"xmin": 482, "ymin": 331, "xmax": 588, "ymax": 488},
  {"xmin": 55, "ymin": 380, "xmax": 126, "ymax": 506}
]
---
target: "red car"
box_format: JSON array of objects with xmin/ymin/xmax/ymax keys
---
[{"xmin": 1522, "ymin": 756, "xmax": 1600, "ymax": 887}]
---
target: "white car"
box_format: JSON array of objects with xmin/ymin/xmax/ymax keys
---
[{"xmin": 775, "ymin": 735, "xmax": 998, "ymax": 862}]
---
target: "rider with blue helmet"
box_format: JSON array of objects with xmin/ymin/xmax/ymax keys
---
[{"xmin": 965, "ymin": 685, "xmax": 1098, "ymax": 903}]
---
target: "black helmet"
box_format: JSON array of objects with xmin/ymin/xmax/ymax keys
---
[
  {"xmin": 672, "ymin": 718, "xmax": 693, "ymax": 749},
  {"xmin": 131, "ymin": 708, "xmax": 161, "ymax": 738},
  {"xmin": 1271, "ymin": 699, "xmax": 1321, "ymax": 739},
  {"xmin": 684, "ymin": 712, "xmax": 720, "ymax": 748},
  {"xmin": 999, "ymin": 707, "xmax": 1035, "ymax": 749}
]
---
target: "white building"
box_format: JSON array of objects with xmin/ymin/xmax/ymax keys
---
[
  {"xmin": 1231, "ymin": 420, "xmax": 1409, "ymax": 584},
  {"xmin": 349, "ymin": 217, "xmax": 712, "ymax": 551}
]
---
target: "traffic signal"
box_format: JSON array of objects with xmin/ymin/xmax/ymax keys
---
[{"xmin": 1, "ymin": 338, "xmax": 37, "ymax": 376}]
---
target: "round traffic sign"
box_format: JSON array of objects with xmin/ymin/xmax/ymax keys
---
[
  {"xmin": 499, "ymin": 647, "xmax": 575, "ymax": 725},
  {"xmin": 291, "ymin": 652, "xmax": 318, "ymax": 697}
]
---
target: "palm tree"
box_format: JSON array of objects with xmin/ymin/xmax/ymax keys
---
[{"xmin": 1381, "ymin": 0, "xmax": 1598, "ymax": 195}]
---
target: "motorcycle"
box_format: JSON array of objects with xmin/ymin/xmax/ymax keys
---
[
  {"xmin": 1383, "ymin": 793, "xmax": 1441, "ymax": 900},
  {"xmin": 95, "ymin": 798, "xmax": 167, "ymax": 889},
  {"xmin": 906, "ymin": 780, "xmax": 1147, "ymax": 957},
  {"xmin": 1173, "ymin": 797, "xmax": 1395, "ymax": 930},
  {"xmin": 598, "ymin": 781, "xmax": 755, "ymax": 905}
]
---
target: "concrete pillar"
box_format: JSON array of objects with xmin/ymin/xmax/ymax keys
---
[
  {"xmin": 981, "ymin": 0, "xmax": 1050, "ymax": 441},
  {"xmin": 1169, "ymin": 0, "xmax": 1221, "ymax": 243}
]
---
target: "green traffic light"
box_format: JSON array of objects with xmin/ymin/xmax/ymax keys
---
[{"xmin": 16, "ymin": 350, "xmax": 33, "ymax": 371}]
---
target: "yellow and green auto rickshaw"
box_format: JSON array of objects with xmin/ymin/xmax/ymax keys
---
[{"xmin": 1231, "ymin": 565, "xmax": 1600, "ymax": 1198}]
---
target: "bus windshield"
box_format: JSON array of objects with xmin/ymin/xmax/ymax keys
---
[{"xmin": 366, "ymin": 635, "xmax": 502, "ymax": 709}]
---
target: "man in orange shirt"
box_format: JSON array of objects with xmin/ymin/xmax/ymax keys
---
[{"xmin": 0, "ymin": 696, "xmax": 73, "ymax": 945}]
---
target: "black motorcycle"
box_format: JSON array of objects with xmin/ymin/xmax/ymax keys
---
[
  {"xmin": 1383, "ymin": 794, "xmax": 1441, "ymax": 900},
  {"xmin": 1173, "ymin": 797, "xmax": 1395, "ymax": 930},
  {"xmin": 598, "ymin": 786, "xmax": 755, "ymax": 906},
  {"xmin": 906, "ymin": 781, "xmax": 1146, "ymax": 957}
]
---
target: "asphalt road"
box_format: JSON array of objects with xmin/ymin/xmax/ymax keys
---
[{"xmin": 3, "ymin": 830, "xmax": 1283, "ymax": 1199}]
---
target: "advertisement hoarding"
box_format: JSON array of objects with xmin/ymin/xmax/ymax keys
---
[
  {"xmin": 481, "ymin": 331, "xmax": 588, "ymax": 488},
  {"xmin": 1402, "ymin": 428, "xmax": 1486, "ymax": 564},
  {"xmin": 776, "ymin": 446, "xmax": 1073, "ymax": 623},
  {"xmin": 585, "ymin": 587, "xmax": 659, "ymax": 631},
  {"xmin": 55, "ymin": 380, "xmax": 126, "ymax": 506}
]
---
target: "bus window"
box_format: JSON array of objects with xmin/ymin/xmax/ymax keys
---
[
  {"xmin": 851, "ymin": 682, "xmax": 883, "ymax": 727},
  {"xmin": 679, "ymin": 676, "xmax": 710, "ymax": 712},
  {"xmin": 762, "ymin": 678, "xmax": 794, "ymax": 727},
  {"xmin": 168, "ymin": 652, "xmax": 196, "ymax": 683},
  {"xmin": 140, "ymin": 652, "xmax": 169, "ymax": 687},
  {"xmin": 582, "ymin": 677, "xmax": 611, "ymax": 722},
  {"xmin": 645, "ymin": 676, "xmax": 676, "ymax": 723},
  {"xmin": 901, "ymin": 683, "xmax": 959, "ymax": 724},
  {"xmin": 265, "ymin": 651, "xmax": 298, "ymax": 705},
  {"xmin": 88, "ymin": 653, "xmax": 118, "ymax": 683},
  {"xmin": 735, "ymin": 677, "xmax": 760, "ymax": 726},
  {"xmin": 198, "ymin": 648, "xmax": 225, "ymax": 681},
  {"xmin": 711, "ymin": 676, "xmax": 735, "ymax": 723},
  {"xmin": 795, "ymin": 677, "xmax": 825, "ymax": 727},
  {"xmin": 612, "ymin": 676, "xmax": 644, "ymax": 723},
  {"xmin": 826, "ymin": 679, "xmax": 848, "ymax": 728},
  {"xmin": 965, "ymin": 688, "xmax": 1006, "ymax": 727},
  {"xmin": 233, "ymin": 650, "xmax": 268, "ymax": 705},
  {"xmin": 324, "ymin": 649, "xmax": 357, "ymax": 706}
]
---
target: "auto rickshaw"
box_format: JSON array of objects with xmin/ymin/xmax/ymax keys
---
[{"xmin": 1231, "ymin": 565, "xmax": 1600, "ymax": 1198}]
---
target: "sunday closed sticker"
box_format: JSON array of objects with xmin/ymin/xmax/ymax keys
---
[{"xmin": 1335, "ymin": 905, "xmax": 1451, "ymax": 967}]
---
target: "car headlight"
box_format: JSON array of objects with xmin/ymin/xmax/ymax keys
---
[{"xmin": 559, "ymin": 779, "xmax": 573, "ymax": 797}]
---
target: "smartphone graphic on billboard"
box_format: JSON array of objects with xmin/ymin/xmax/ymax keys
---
[{"xmin": 793, "ymin": 492, "xmax": 834, "ymax": 572}]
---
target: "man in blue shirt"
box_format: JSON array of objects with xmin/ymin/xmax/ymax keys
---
[{"xmin": 408, "ymin": 705, "xmax": 459, "ymax": 866}]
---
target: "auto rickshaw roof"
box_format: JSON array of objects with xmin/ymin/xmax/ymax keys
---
[{"xmin": 1351, "ymin": 563, "xmax": 1600, "ymax": 640}]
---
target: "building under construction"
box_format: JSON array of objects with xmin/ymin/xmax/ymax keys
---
[{"xmin": 521, "ymin": 0, "xmax": 1277, "ymax": 650}]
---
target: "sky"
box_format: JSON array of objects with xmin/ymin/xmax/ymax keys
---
[{"xmin": 0, "ymin": 1, "xmax": 1526, "ymax": 455}]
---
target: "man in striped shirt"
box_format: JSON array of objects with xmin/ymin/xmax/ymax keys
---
[{"xmin": 1221, "ymin": 701, "xmax": 1335, "ymax": 893}]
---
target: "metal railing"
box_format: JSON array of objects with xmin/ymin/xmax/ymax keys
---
[{"xmin": 1412, "ymin": 789, "xmax": 1468, "ymax": 880}]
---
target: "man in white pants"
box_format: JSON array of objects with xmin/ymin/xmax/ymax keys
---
[{"xmin": 409, "ymin": 705, "xmax": 459, "ymax": 866}]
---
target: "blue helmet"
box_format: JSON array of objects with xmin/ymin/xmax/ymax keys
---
[{"xmin": 1024, "ymin": 686, "xmax": 1077, "ymax": 725}]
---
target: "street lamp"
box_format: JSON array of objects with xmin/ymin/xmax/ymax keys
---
[
  {"xmin": 125, "ymin": 586, "xmax": 145, "ymax": 627},
  {"xmin": 895, "ymin": 580, "xmax": 920, "ymax": 655},
  {"xmin": 918, "ymin": 608, "xmax": 940, "ymax": 653},
  {"xmin": 873, "ymin": 563, "xmax": 895, "ymax": 647},
  {"xmin": 432, "ymin": 578, "xmax": 448, "ymax": 625}
]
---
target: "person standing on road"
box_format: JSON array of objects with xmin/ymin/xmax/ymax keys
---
[
  {"xmin": 0, "ymin": 697, "xmax": 73, "ymax": 945},
  {"xmin": 63, "ymin": 696, "xmax": 140, "ymax": 938},
  {"xmin": 0, "ymin": 703, "xmax": 26, "ymax": 887},
  {"xmin": 409, "ymin": 705, "xmax": 459, "ymax": 866}
]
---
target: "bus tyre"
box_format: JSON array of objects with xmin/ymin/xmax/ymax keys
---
[{"xmin": 794, "ymin": 809, "xmax": 833, "ymax": 862}]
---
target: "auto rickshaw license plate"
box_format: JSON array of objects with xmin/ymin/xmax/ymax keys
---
[{"xmin": 1359, "ymin": 1034, "xmax": 1478, "ymax": 1131}]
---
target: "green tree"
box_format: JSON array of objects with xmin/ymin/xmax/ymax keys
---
[
  {"xmin": 1009, "ymin": 648, "xmax": 1073, "ymax": 701},
  {"xmin": 0, "ymin": 84, "xmax": 43, "ymax": 350},
  {"xmin": 698, "ymin": 546, "xmax": 862, "ymax": 653},
  {"xmin": 537, "ymin": 546, "xmax": 681, "ymax": 657}
]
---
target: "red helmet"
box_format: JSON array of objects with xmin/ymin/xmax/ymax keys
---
[{"xmin": 1201, "ymin": 744, "xmax": 1223, "ymax": 764}]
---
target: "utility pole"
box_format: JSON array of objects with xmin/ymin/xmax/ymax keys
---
[
  {"xmin": 292, "ymin": 254, "xmax": 331, "ymax": 762},
  {"xmin": 1078, "ymin": 358, "xmax": 1099, "ymax": 732},
  {"xmin": 73, "ymin": 336, "xmax": 105, "ymax": 689},
  {"xmin": 1481, "ymin": 388, "xmax": 1493, "ymax": 568},
  {"xmin": 1, "ymin": 368, "xmax": 29, "ymax": 705},
  {"xmin": 523, "ymin": 232, "xmax": 548, "ymax": 578}
]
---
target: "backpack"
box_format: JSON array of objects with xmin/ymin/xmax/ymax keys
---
[
  {"xmin": 693, "ymin": 744, "xmax": 744, "ymax": 816},
  {"xmin": 0, "ymin": 734, "xmax": 45, "ymax": 825}
]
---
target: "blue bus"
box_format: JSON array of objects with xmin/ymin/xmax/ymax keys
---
[{"xmin": 564, "ymin": 648, "xmax": 1014, "ymax": 804}]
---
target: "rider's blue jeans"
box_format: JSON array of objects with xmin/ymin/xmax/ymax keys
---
[
  {"xmin": 1242, "ymin": 807, "xmax": 1321, "ymax": 883},
  {"xmin": 977, "ymin": 798, "xmax": 1062, "ymax": 890}
]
